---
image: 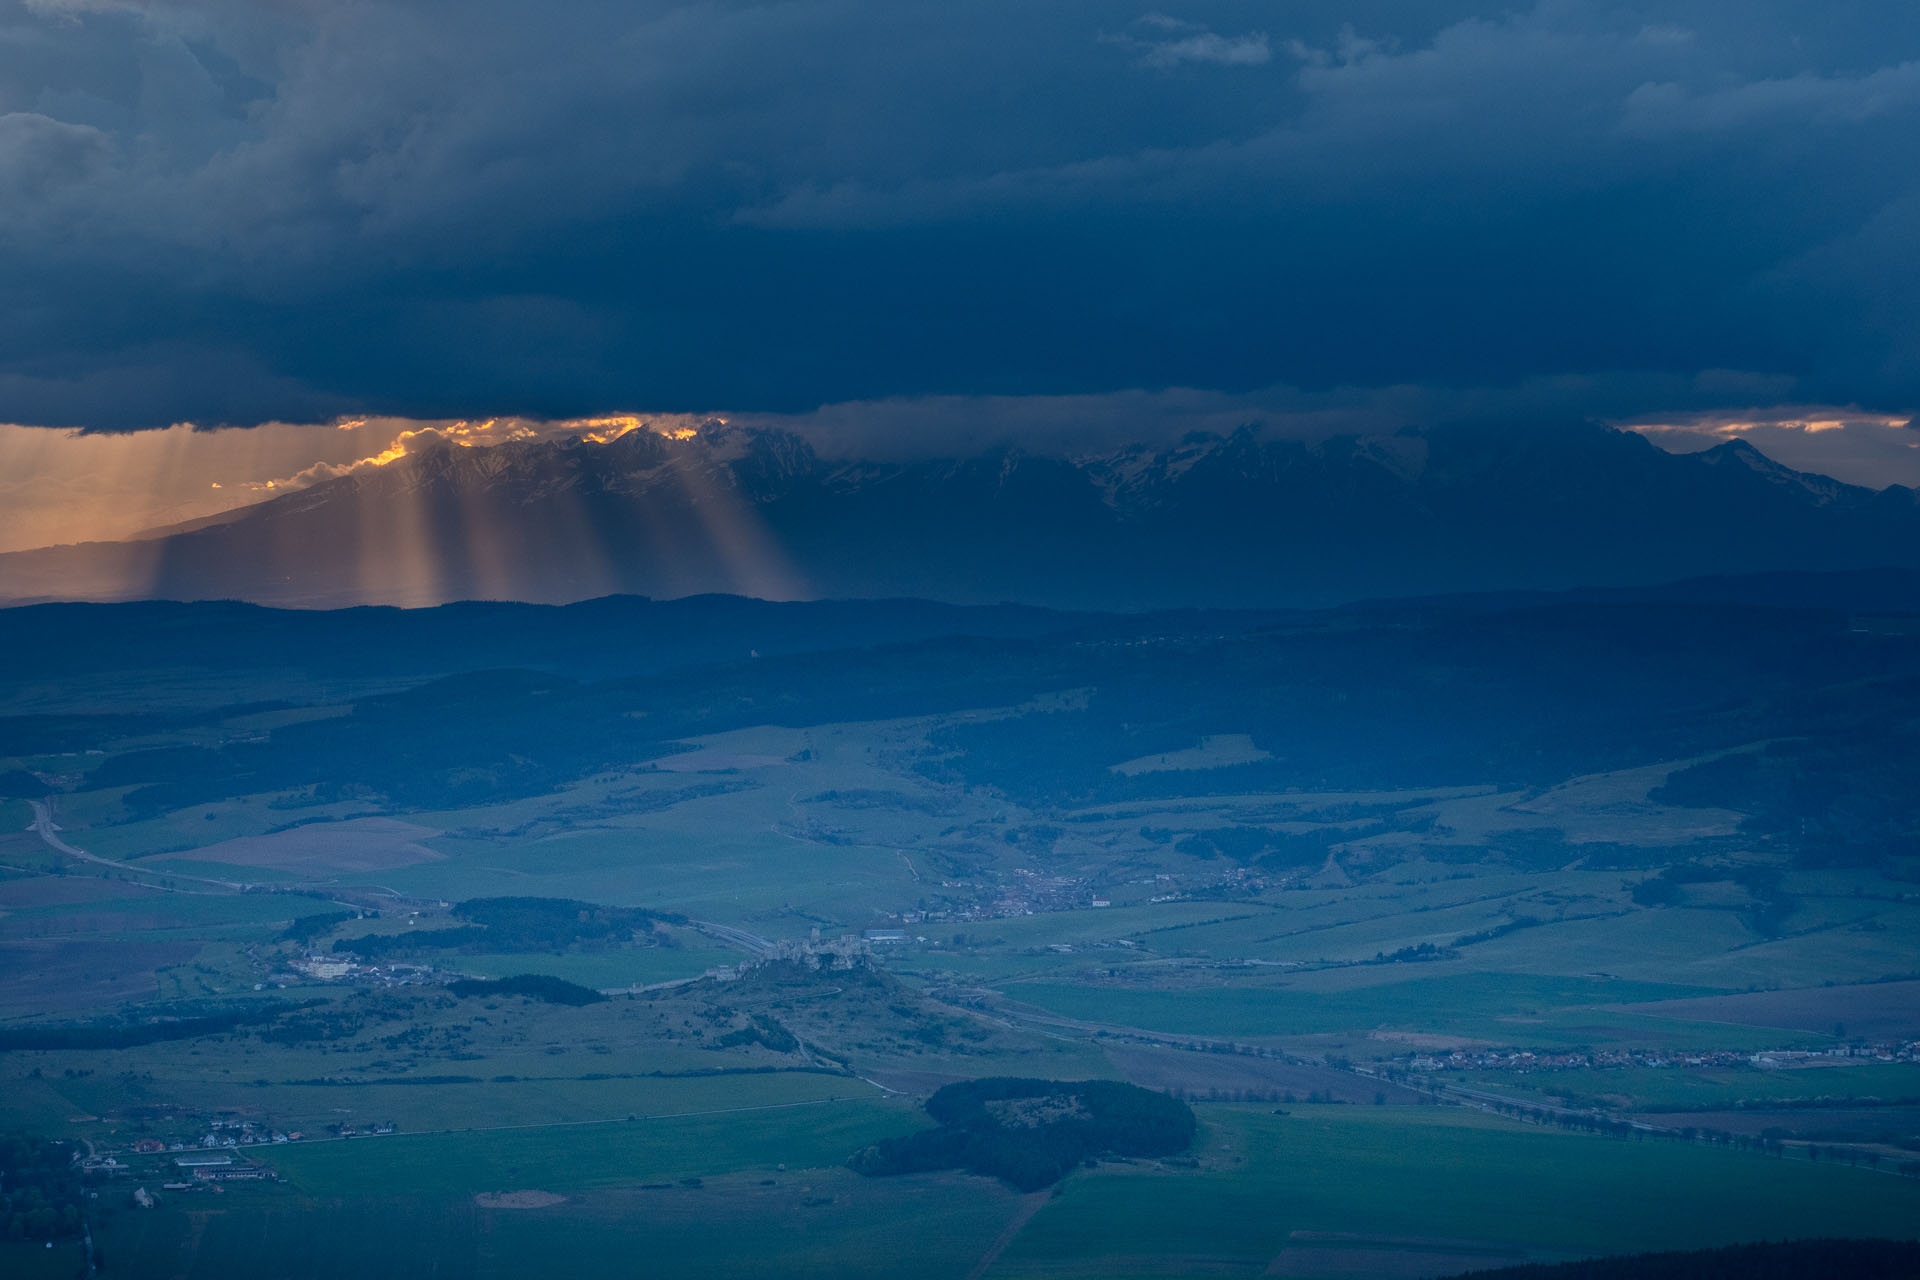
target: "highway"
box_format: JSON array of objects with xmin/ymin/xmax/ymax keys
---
[
  {"xmin": 27, "ymin": 797, "xmax": 247, "ymax": 890},
  {"xmin": 688, "ymin": 919, "xmax": 776, "ymax": 956},
  {"xmin": 23, "ymin": 798, "xmax": 398, "ymax": 913}
]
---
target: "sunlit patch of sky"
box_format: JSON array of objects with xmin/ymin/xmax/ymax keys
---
[
  {"xmin": 1620, "ymin": 410, "xmax": 1920, "ymax": 490},
  {"xmin": 0, "ymin": 414, "xmax": 711, "ymax": 554}
]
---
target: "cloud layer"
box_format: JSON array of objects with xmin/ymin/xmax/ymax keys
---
[{"xmin": 2, "ymin": 0, "xmax": 1918, "ymax": 431}]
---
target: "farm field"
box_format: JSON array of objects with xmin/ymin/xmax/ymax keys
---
[
  {"xmin": 0, "ymin": 936, "xmax": 200, "ymax": 1016},
  {"xmin": 97, "ymin": 1166, "xmax": 1022, "ymax": 1280},
  {"xmin": 257, "ymin": 1093, "xmax": 916, "ymax": 1195},
  {"xmin": 77, "ymin": 1099, "xmax": 1920, "ymax": 1280},
  {"xmin": 995, "ymin": 971, "xmax": 1742, "ymax": 1047},
  {"xmin": 85, "ymin": 1084, "xmax": 1023, "ymax": 1280},
  {"xmin": 15, "ymin": 1054, "xmax": 876, "ymax": 1138},
  {"xmin": 1616, "ymin": 980, "xmax": 1920, "ymax": 1041},
  {"xmin": 160, "ymin": 817, "xmax": 448, "ymax": 874},
  {"xmin": 0, "ymin": 1239, "xmax": 87, "ymax": 1280},
  {"xmin": 991, "ymin": 1104, "xmax": 1920, "ymax": 1278},
  {"xmin": 1454, "ymin": 1061, "xmax": 1920, "ymax": 1112}
]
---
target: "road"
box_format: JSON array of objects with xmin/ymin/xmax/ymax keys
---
[
  {"xmin": 1359, "ymin": 1070, "xmax": 1669, "ymax": 1134},
  {"xmin": 27, "ymin": 799, "xmax": 104, "ymax": 864},
  {"xmin": 929, "ymin": 986, "xmax": 1294, "ymax": 1059},
  {"xmin": 27, "ymin": 798, "xmax": 249, "ymax": 891},
  {"xmin": 926, "ymin": 989, "xmax": 1664, "ymax": 1119},
  {"xmin": 24, "ymin": 798, "xmax": 406, "ymax": 912},
  {"xmin": 689, "ymin": 919, "xmax": 776, "ymax": 956},
  {"xmin": 591, "ymin": 920, "xmax": 775, "ymax": 993}
]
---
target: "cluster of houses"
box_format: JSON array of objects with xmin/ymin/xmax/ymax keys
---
[
  {"xmin": 79, "ymin": 1146, "xmax": 279, "ymax": 1204},
  {"xmin": 284, "ymin": 954, "xmax": 447, "ymax": 987},
  {"xmin": 98, "ymin": 1110, "xmax": 415, "ymax": 1205},
  {"xmin": 323, "ymin": 1120, "xmax": 397, "ymax": 1138},
  {"xmin": 891, "ymin": 861, "xmax": 1261, "ymax": 927},
  {"xmin": 145, "ymin": 1116, "xmax": 302, "ymax": 1150},
  {"xmin": 1144, "ymin": 865, "xmax": 1290, "ymax": 903},
  {"xmin": 1405, "ymin": 1040, "xmax": 1920, "ymax": 1074},
  {"xmin": 1749, "ymin": 1042, "xmax": 1920, "ymax": 1068},
  {"xmin": 919, "ymin": 867, "xmax": 1100, "ymax": 923}
]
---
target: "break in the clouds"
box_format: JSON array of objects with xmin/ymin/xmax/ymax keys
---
[
  {"xmin": 2, "ymin": 0, "xmax": 1919, "ymax": 432},
  {"xmin": 1625, "ymin": 408, "xmax": 1920, "ymax": 490},
  {"xmin": 0, "ymin": 411, "xmax": 723, "ymax": 552}
]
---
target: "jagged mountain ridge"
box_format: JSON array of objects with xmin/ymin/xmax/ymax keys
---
[{"xmin": 3, "ymin": 421, "xmax": 1917, "ymax": 609}]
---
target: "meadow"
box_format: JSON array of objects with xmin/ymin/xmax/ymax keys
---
[
  {"xmin": 994, "ymin": 1104, "xmax": 1920, "ymax": 1278},
  {"xmin": 996, "ymin": 971, "xmax": 1746, "ymax": 1047},
  {"xmin": 75, "ymin": 1099, "xmax": 1920, "ymax": 1280},
  {"xmin": 1455, "ymin": 1062, "xmax": 1920, "ymax": 1113}
]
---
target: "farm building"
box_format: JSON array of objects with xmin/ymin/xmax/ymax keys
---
[{"xmin": 173, "ymin": 1153, "xmax": 232, "ymax": 1171}]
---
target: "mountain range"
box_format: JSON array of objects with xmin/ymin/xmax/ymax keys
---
[{"xmin": 3, "ymin": 420, "xmax": 1917, "ymax": 610}]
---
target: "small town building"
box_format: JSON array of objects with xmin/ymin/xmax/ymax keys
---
[
  {"xmin": 300, "ymin": 955, "xmax": 356, "ymax": 980},
  {"xmin": 174, "ymin": 1153, "xmax": 233, "ymax": 1170}
]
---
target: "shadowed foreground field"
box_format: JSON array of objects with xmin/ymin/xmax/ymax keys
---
[
  {"xmin": 83, "ymin": 1102, "xmax": 1920, "ymax": 1280},
  {"xmin": 993, "ymin": 1106, "xmax": 1920, "ymax": 1279}
]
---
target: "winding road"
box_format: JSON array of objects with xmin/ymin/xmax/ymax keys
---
[{"xmin": 26, "ymin": 798, "xmax": 247, "ymax": 891}]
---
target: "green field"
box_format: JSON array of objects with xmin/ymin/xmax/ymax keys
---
[
  {"xmin": 98, "ymin": 1168, "xmax": 1022, "ymax": 1280},
  {"xmin": 58, "ymin": 1063, "xmax": 869, "ymax": 1134},
  {"xmin": 1459, "ymin": 1061, "xmax": 1920, "ymax": 1112},
  {"xmin": 259, "ymin": 1093, "xmax": 915, "ymax": 1195},
  {"xmin": 0, "ymin": 1239, "xmax": 87, "ymax": 1280},
  {"xmin": 95, "ymin": 1096, "xmax": 1018, "ymax": 1280},
  {"xmin": 81, "ymin": 1099, "xmax": 1920, "ymax": 1280},
  {"xmin": 993, "ymin": 1104, "xmax": 1920, "ymax": 1278},
  {"xmin": 999, "ymin": 971, "xmax": 1740, "ymax": 1045}
]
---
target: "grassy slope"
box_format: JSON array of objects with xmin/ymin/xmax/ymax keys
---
[
  {"xmin": 995, "ymin": 1103, "xmax": 1920, "ymax": 1277},
  {"xmin": 84, "ymin": 1099, "xmax": 1920, "ymax": 1280}
]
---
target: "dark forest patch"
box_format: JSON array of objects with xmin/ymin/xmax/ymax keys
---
[
  {"xmin": 446, "ymin": 973, "xmax": 607, "ymax": 1006},
  {"xmin": 850, "ymin": 1077, "xmax": 1194, "ymax": 1191}
]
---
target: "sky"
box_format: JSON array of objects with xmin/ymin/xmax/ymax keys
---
[{"xmin": 1, "ymin": 0, "xmax": 1918, "ymax": 527}]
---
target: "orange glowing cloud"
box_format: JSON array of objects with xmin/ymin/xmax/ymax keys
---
[
  {"xmin": 1623, "ymin": 407, "xmax": 1920, "ymax": 490},
  {"xmin": 235, "ymin": 414, "xmax": 721, "ymax": 496},
  {"xmin": 0, "ymin": 413, "xmax": 730, "ymax": 553}
]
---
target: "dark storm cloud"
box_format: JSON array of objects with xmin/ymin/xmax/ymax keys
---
[{"xmin": 2, "ymin": 0, "xmax": 1917, "ymax": 430}]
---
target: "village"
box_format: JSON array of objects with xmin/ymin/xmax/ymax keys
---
[
  {"xmin": 1402, "ymin": 1040, "xmax": 1920, "ymax": 1075},
  {"xmin": 68, "ymin": 1109, "xmax": 415, "ymax": 1216}
]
